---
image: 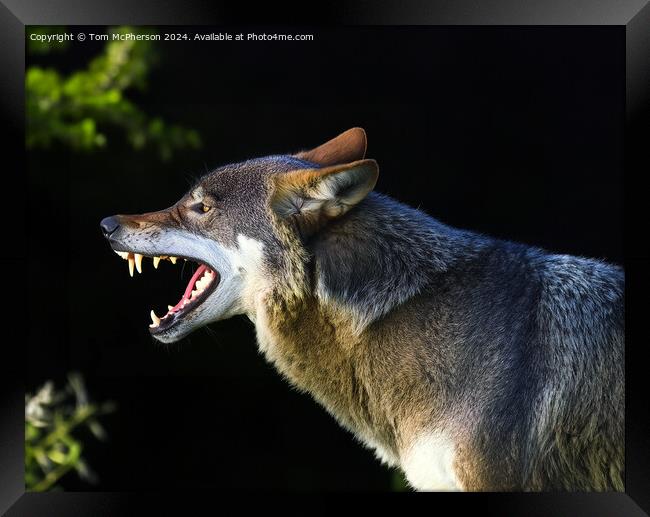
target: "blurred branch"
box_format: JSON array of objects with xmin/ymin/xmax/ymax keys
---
[
  {"xmin": 26, "ymin": 26, "xmax": 201, "ymax": 160},
  {"xmin": 25, "ymin": 372, "xmax": 116, "ymax": 491}
]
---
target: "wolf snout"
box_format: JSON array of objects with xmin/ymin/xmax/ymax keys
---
[{"xmin": 100, "ymin": 215, "xmax": 121, "ymax": 237}]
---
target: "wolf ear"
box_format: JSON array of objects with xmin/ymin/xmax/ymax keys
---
[
  {"xmin": 272, "ymin": 159, "xmax": 379, "ymax": 235},
  {"xmin": 294, "ymin": 127, "xmax": 367, "ymax": 166}
]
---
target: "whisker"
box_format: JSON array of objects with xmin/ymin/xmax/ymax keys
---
[{"xmin": 202, "ymin": 325, "xmax": 223, "ymax": 349}]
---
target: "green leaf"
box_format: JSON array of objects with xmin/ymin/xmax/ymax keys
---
[{"xmin": 46, "ymin": 448, "xmax": 69, "ymax": 465}]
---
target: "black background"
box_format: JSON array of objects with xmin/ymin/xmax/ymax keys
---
[{"xmin": 27, "ymin": 26, "xmax": 624, "ymax": 490}]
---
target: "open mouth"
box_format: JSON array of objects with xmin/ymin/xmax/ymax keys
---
[{"xmin": 112, "ymin": 250, "xmax": 220, "ymax": 335}]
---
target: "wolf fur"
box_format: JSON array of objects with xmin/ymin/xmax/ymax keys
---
[{"xmin": 101, "ymin": 128, "xmax": 624, "ymax": 491}]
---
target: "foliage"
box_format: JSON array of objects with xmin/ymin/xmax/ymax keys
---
[
  {"xmin": 25, "ymin": 373, "xmax": 116, "ymax": 491},
  {"xmin": 26, "ymin": 26, "xmax": 201, "ymax": 160}
]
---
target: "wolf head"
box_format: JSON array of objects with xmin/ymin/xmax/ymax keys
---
[{"xmin": 100, "ymin": 128, "xmax": 379, "ymax": 343}]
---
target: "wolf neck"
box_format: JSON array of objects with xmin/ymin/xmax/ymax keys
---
[
  {"xmin": 253, "ymin": 192, "xmax": 479, "ymax": 456},
  {"xmin": 306, "ymin": 192, "xmax": 476, "ymax": 333}
]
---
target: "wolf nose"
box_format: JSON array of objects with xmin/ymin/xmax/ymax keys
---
[{"xmin": 100, "ymin": 216, "xmax": 120, "ymax": 237}]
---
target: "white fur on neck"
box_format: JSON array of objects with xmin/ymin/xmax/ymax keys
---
[
  {"xmin": 231, "ymin": 234, "xmax": 267, "ymax": 318},
  {"xmin": 401, "ymin": 431, "xmax": 462, "ymax": 491}
]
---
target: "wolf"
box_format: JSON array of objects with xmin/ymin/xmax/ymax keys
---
[{"xmin": 100, "ymin": 128, "xmax": 624, "ymax": 491}]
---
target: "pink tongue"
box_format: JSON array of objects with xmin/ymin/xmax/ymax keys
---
[{"xmin": 171, "ymin": 264, "xmax": 208, "ymax": 312}]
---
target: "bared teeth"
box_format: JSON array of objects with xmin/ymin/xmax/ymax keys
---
[
  {"xmin": 110, "ymin": 250, "xmax": 215, "ymax": 324},
  {"xmin": 196, "ymin": 276, "xmax": 210, "ymax": 290},
  {"xmin": 135, "ymin": 253, "xmax": 143, "ymax": 274},
  {"xmin": 149, "ymin": 310, "xmax": 160, "ymax": 327}
]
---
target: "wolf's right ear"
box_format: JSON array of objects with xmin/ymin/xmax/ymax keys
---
[
  {"xmin": 293, "ymin": 128, "xmax": 367, "ymax": 167},
  {"xmin": 271, "ymin": 159, "xmax": 378, "ymax": 236}
]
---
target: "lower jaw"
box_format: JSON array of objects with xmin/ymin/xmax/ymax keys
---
[
  {"xmin": 148, "ymin": 309, "xmax": 208, "ymax": 343},
  {"xmin": 149, "ymin": 312, "xmax": 183, "ymax": 336},
  {"xmin": 149, "ymin": 324, "xmax": 188, "ymax": 343},
  {"xmin": 148, "ymin": 311, "xmax": 196, "ymax": 341}
]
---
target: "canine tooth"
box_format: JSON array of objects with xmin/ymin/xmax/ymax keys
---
[
  {"xmin": 150, "ymin": 310, "xmax": 160, "ymax": 327},
  {"xmin": 170, "ymin": 257, "xmax": 178, "ymax": 264},
  {"xmin": 115, "ymin": 251, "xmax": 129, "ymax": 260},
  {"xmin": 168, "ymin": 305, "xmax": 174, "ymax": 311},
  {"xmin": 153, "ymin": 256, "xmax": 161, "ymax": 269},
  {"xmin": 135, "ymin": 253, "xmax": 143, "ymax": 274},
  {"xmin": 128, "ymin": 255, "xmax": 135, "ymax": 277}
]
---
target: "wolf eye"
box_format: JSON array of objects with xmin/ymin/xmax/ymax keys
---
[{"xmin": 193, "ymin": 202, "xmax": 211, "ymax": 214}]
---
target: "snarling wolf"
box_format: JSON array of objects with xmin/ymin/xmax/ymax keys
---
[{"xmin": 100, "ymin": 128, "xmax": 624, "ymax": 491}]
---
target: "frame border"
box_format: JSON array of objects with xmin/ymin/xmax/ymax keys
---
[{"xmin": 2, "ymin": 1, "xmax": 648, "ymax": 514}]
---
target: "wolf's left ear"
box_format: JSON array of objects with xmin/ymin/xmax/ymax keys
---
[
  {"xmin": 294, "ymin": 127, "xmax": 367, "ymax": 166},
  {"xmin": 271, "ymin": 159, "xmax": 379, "ymax": 235}
]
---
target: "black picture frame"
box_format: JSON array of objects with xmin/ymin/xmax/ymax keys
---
[{"xmin": 2, "ymin": 1, "xmax": 649, "ymax": 514}]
